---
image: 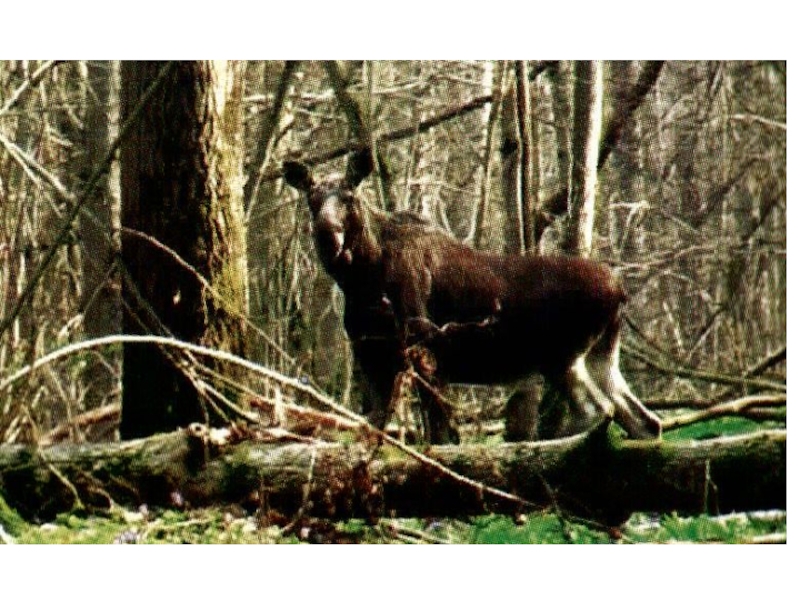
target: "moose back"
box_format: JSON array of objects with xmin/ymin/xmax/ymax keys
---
[{"xmin": 283, "ymin": 150, "xmax": 661, "ymax": 444}]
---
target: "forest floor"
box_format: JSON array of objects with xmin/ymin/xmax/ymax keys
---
[{"xmin": 1, "ymin": 502, "xmax": 786, "ymax": 544}]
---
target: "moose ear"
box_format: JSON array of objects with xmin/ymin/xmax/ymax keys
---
[
  {"xmin": 283, "ymin": 161, "xmax": 313, "ymax": 192},
  {"xmin": 345, "ymin": 148, "xmax": 374, "ymax": 189}
]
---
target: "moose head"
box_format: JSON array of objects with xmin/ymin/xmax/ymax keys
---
[{"xmin": 283, "ymin": 151, "xmax": 375, "ymax": 273}]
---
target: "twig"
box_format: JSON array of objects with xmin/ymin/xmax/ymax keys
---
[
  {"xmin": 381, "ymin": 521, "xmax": 450, "ymax": 544},
  {"xmin": 244, "ymin": 60, "xmax": 299, "ymax": 214},
  {"xmin": 267, "ymin": 93, "xmax": 494, "ymax": 180},
  {"xmin": 43, "ymin": 458, "xmax": 85, "ymax": 512},
  {"xmin": 540, "ymin": 61, "xmax": 665, "ymax": 217},
  {"xmin": 747, "ymin": 533, "xmax": 786, "ymax": 544},
  {"xmin": 0, "ymin": 60, "xmax": 64, "ymax": 119},
  {"xmin": 323, "ymin": 60, "xmax": 392, "ymax": 208},
  {"xmin": 623, "ymin": 344, "xmax": 786, "ymax": 393},
  {"xmin": 120, "ymin": 226, "xmax": 301, "ymax": 374},
  {"xmin": 279, "ymin": 446, "xmax": 318, "ymax": 535},
  {"xmin": 744, "ymin": 346, "xmax": 786, "ymax": 378},
  {"xmin": 39, "ymin": 404, "xmax": 121, "ymax": 446},
  {"xmin": 597, "ymin": 61, "xmax": 664, "ymax": 171}
]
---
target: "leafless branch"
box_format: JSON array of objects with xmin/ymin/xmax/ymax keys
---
[
  {"xmin": 0, "ymin": 60, "xmax": 64, "ymax": 119},
  {"xmin": 623, "ymin": 343, "xmax": 786, "ymax": 393},
  {"xmin": 662, "ymin": 394, "xmax": 786, "ymax": 431}
]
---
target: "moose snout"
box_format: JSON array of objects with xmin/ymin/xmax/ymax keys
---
[
  {"xmin": 314, "ymin": 196, "xmax": 352, "ymax": 265},
  {"xmin": 315, "ymin": 225, "xmax": 345, "ymax": 261}
]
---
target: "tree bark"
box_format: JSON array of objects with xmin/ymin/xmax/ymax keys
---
[
  {"xmin": 468, "ymin": 60, "xmax": 503, "ymax": 250},
  {"xmin": 499, "ymin": 71, "xmax": 524, "ymax": 255},
  {"xmin": 514, "ymin": 61, "xmax": 539, "ymax": 254},
  {"xmin": 0, "ymin": 425, "xmax": 785, "ymax": 525},
  {"xmin": 562, "ymin": 61, "xmax": 603, "ymax": 257},
  {"xmin": 119, "ymin": 61, "xmax": 248, "ymax": 440},
  {"xmin": 79, "ymin": 61, "xmax": 121, "ymax": 413}
]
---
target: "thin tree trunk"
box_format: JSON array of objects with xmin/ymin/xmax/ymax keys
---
[
  {"xmin": 597, "ymin": 61, "xmax": 664, "ymax": 172},
  {"xmin": 514, "ymin": 61, "xmax": 539, "ymax": 254},
  {"xmin": 79, "ymin": 61, "xmax": 121, "ymax": 413},
  {"xmin": 608, "ymin": 60, "xmax": 642, "ymax": 262},
  {"xmin": 499, "ymin": 71, "xmax": 523, "ymax": 255},
  {"xmin": 243, "ymin": 60, "xmax": 297, "ymax": 215},
  {"xmin": 551, "ymin": 61, "xmax": 573, "ymax": 200},
  {"xmin": 562, "ymin": 61, "xmax": 603, "ymax": 257},
  {"xmin": 119, "ymin": 61, "xmax": 248, "ymax": 440},
  {"xmin": 468, "ymin": 60, "xmax": 503, "ymax": 249}
]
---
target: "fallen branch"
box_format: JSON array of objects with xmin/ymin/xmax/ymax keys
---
[
  {"xmin": 39, "ymin": 404, "xmax": 121, "ymax": 446},
  {"xmin": 662, "ymin": 395, "xmax": 785, "ymax": 431}
]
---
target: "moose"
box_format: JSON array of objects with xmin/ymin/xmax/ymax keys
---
[{"xmin": 283, "ymin": 150, "xmax": 662, "ymax": 444}]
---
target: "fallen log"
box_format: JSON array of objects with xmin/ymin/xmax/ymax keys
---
[{"xmin": 0, "ymin": 423, "xmax": 785, "ymax": 525}]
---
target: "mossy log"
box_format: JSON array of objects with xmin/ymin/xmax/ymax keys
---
[{"xmin": 0, "ymin": 424, "xmax": 785, "ymax": 524}]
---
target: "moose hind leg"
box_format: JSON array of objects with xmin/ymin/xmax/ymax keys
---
[
  {"xmin": 537, "ymin": 359, "xmax": 613, "ymax": 439},
  {"xmin": 586, "ymin": 329, "xmax": 662, "ymax": 439},
  {"xmin": 568, "ymin": 355, "xmax": 616, "ymax": 425}
]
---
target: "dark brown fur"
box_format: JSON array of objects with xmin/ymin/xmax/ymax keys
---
[{"xmin": 284, "ymin": 151, "xmax": 661, "ymax": 443}]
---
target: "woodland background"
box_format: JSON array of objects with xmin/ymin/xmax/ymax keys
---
[
  {"xmin": 0, "ymin": 60, "xmax": 787, "ymax": 544},
  {"xmin": 0, "ymin": 60, "xmax": 785, "ymax": 441}
]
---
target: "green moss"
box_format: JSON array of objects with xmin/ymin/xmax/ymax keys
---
[
  {"xmin": 664, "ymin": 416, "xmax": 769, "ymax": 442},
  {"xmin": 0, "ymin": 492, "xmax": 27, "ymax": 536}
]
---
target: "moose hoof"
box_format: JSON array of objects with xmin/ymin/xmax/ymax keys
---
[{"xmin": 642, "ymin": 415, "xmax": 663, "ymax": 440}]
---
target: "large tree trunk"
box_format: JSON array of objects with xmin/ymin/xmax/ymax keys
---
[
  {"xmin": 119, "ymin": 61, "xmax": 248, "ymax": 440},
  {"xmin": 0, "ymin": 425, "xmax": 785, "ymax": 525}
]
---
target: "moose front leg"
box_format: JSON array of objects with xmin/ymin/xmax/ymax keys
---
[{"xmin": 351, "ymin": 336, "xmax": 406, "ymax": 434}]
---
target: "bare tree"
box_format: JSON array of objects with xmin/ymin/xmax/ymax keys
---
[
  {"xmin": 514, "ymin": 60, "xmax": 539, "ymax": 254},
  {"xmin": 562, "ymin": 61, "xmax": 603, "ymax": 257},
  {"xmin": 499, "ymin": 66, "xmax": 524, "ymax": 255}
]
